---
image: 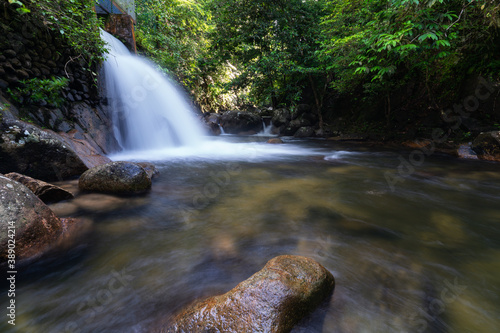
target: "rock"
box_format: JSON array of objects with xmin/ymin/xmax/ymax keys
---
[
  {"xmin": 162, "ymin": 255, "xmax": 335, "ymax": 333},
  {"xmin": 272, "ymin": 108, "xmax": 291, "ymax": 127},
  {"xmin": 0, "ymin": 119, "xmax": 89, "ymax": 181},
  {"xmin": 201, "ymin": 113, "xmax": 222, "ymax": 136},
  {"xmin": 294, "ymin": 126, "xmax": 316, "ymax": 138},
  {"xmin": 69, "ymin": 102, "xmax": 119, "ymax": 154},
  {"xmin": 202, "ymin": 120, "xmax": 221, "ymax": 136},
  {"xmin": 4, "ymin": 172, "xmax": 74, "ymax": 204},
  {"xmin": 9, "ymin": 58, "xmax": 22, "ymax": 68},
  {"xmin": 135, "ymin": 162, "xmax": 160, "ymax": 180},
  {"xmin": 292, "ymin": 104, "xmax": 312, "ymax": 120},
  {"xmin": 0, "ymin": 175, "xmax": 62, "ymax": 263},
  {"xmin": 267, "ymin": 138, "xmax": 284, "ymax": 144},
  {"xmin": 206, "ymin": 113, "xmax": 221, "ymax": 124},
  {"xmin": 59, "ymin": 130, "xmax": 112, "ymax": 169},
  {"xmin": 471, "ymin": 131, "xmax": 500, "ymax": 162},
  {"xmin": 457, "ymin": 144, "xmax": 479, "ymax": 160},
  {"xmin": 4, "ymin": 49, "xmax": 16, "ymax": 58},
  {"xmin": 78, "ymin": 162, "xmax": 152, "ymax": 194},
  {"xmin": 219, "ymin": 111, "xmax": 263, "ymax": 135}
]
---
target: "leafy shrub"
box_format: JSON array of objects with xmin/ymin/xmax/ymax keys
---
[{"xmin": 9, "ymin": 77, "xmax": 69, "ymax": 107}]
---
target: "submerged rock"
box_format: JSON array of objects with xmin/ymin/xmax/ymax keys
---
[
  {"xmin": 267, "ymin": 138, "xmax": 284, "ymax": 144},
  {"xmin": 0, "ymin": 175, "xmax": 62, "ymax": 263},
  {"xmin": 161, "ymin": 255, "xmax": 335, "ymax": 333},
  {"xmin": 0, "ymin": 119, "xmax": 88, "ymax": 180},
  {"xmin": 78, "ymin": 161, "xmax": 152, "ymax": 194},
  {"xmin": 472, "ymin": 131, "xmax": 500, "ymax": 162},
  {"xmin": 5, "ymin": 172, "xmax": 74, "ymax": 203}
]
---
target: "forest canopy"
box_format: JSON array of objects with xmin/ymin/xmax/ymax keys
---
[{"xmin": 134, "ymin": 0, "xmax": 499, "ymax": 117}]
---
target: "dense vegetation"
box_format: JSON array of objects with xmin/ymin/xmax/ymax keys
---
[
  {"xmin": 134, "ymin": 0, "xmax": 499, "ymax": 138},
  {"xmin": 6, "ymin": 0, "xmax": 500, "ymax": 139}
]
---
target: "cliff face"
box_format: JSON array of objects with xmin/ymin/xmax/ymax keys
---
[{"xmin": 0, "ymin": 0, "xmax": 119, "ymax": 155}]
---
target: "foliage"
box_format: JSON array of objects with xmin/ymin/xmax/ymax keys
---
[
  {"xmin": 7, "ymin": 0, "xmax": 30, "ymax": 14},
  {"xmin": 320, "ymin": 0, "xmax": 500, "ymax": 95},
  {"xmin": 8, "ymin": 77, "xmax": 69, "ymax": 107},
  {"xmin": 25, "ymin": 0, "xmax": 106, "ymax": 74},
  {"xmin": 209, "ymin": 0, "xmax": 328, "ymax": 109},
  {"xmin": 135, "ymin": 0, "xmax": 215, "ymax": 107}
]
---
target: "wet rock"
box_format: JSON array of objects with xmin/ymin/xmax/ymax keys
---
[
  {"xmin": 471, "ymin": 131, "xmax": 500, "ymax": 162},
  {"xmin": 135, "ymin": 162, "xmax": 160, "ymax": 180},
  {"xmin": 457, "ymin": 144, "xmax": 479, "ymax": 160},
  {"xmin": 219, "ymin": 111, "xmax": 263, "ymax": 135},
  {"xmin": 4, "ymin": 172, "xmax": 74, "ymax": 204},
  {"xmin": 59, "ymin": 130, "xmax": 112, "ymax": 169},
  {"xmin": 201, "ymin": 113, "xmax": 222, "ymax": 136},
  {"xmin": 162, "ymin": 255, "xmax": 335, "ymax": 333},
  {"xmin": 69, "ymin": 102, "xmax": 119, "ymax": 154},
  {"xmin": 78, "ymin": 161, "xmax": 152, "ymax": 194},
  {"xmin": 0, "ymin": 175, "xmax": 62, "ymax": 263},
  {"xmin": 294, "ymin": 126, "xmax": 316, "ymax": 138},
  {"xmin": 267, "ymin": 138, "xmax": 284, "ymax": 144},
  {"xmin": 0, "ymin": 119, "xmax": 89, "ymax": 180},
  {"xmin": 202, "ymin": 120, "xmax": 221, "ymax": 136}
]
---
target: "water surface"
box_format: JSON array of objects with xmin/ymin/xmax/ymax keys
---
[{"xmin": 2, "ymin": 137, "xmax": 499, "ymax": 333}]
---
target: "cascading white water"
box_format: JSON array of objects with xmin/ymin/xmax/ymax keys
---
[
  {"xmin": 254, "ymin": 120, "xmax": 276, "ymax": 137},
  {"xmin": 101, "ymin": 30, "xmax": 205, "ymax": 151},
  {"xmin": 100, "ymin": 31, "xmax": 316, "ymax": 162}
]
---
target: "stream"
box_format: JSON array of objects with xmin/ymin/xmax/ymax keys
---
[{"xmin": 1, "ymin": 136, "xmax": 500, "ymax": 333}]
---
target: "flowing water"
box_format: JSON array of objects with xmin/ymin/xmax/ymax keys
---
[
  {"xmin": 100, "ymin": 30, "xmax": 205, "ymax": 151},
  {"xmin": 2, "ymin": 137, "xmax": 500, "ymax": 333}
]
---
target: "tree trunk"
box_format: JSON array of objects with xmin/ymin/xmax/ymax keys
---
[{"xmin": 308, "ymin": 73, "xmax": 324, "ymax": 131}]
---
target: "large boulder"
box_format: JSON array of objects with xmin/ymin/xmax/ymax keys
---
[
  {"xmin": 472, "ymin": 131, "xmax": 500, "ymax": 162},
  {"xmin": 162, "ymin": 255, "xmax": 335, "ymax": 333},
  {"xmin": 5, "ymin": 172, "xmax": 74, "ymax": 203},
  {"xmin": 0, "ymin": 175, "xmax": 63, "ymax": 263},
  {"xmin": 219, "ymin": 111, "xmax": 263, "ymax": 135},
  {"xmin": 78, "ymin": 161, "xmax": 152, "ymax": 194},
  {"xmin": 272, "ymin": 108, "xmax": 291, "ymax": 127},
  {"xmin": 0, "ymin": 119, "xmax": 88, "ymax": 180}
]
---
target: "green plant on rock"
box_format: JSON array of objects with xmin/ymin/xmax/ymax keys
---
[
  {"xmin": 26, "ymin": 0, "xmax": 106, "ymax": 74},
  {"xmin": 13, "ymin": 77, "xmax": 69, "ymax": 107},
  {"xmin": 8, "ymin": 0, "xmax": 30, "ymax": 14}
]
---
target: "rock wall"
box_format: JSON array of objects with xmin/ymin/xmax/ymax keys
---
[{"xmin": 0, "ymin": 0, "xmax": 119, "ymax": 155}]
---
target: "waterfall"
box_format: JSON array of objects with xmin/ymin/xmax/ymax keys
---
[
  {"xmin": 100, "ymin": 30, "xmax": 205, "ymax": 151},
  {"xmin": 255, "ymin": 119, "xmax": 276, "ymax": 137}
]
